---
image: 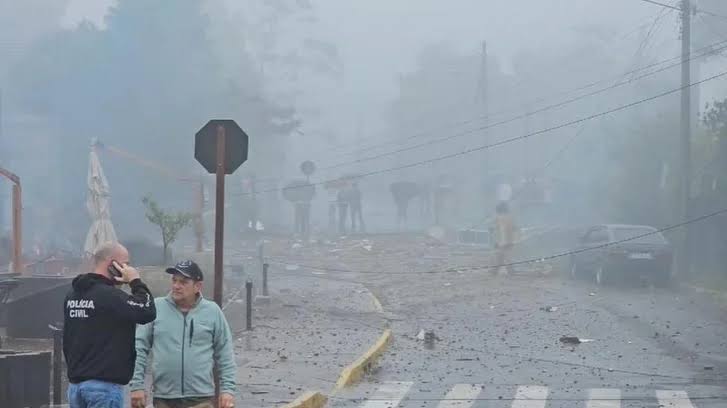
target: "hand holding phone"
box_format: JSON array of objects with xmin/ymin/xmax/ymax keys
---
[{"xmin": 110, "ymin": 261, "xmax": 140, "ymax": 284}]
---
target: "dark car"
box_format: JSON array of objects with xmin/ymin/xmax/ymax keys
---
[{"xmin": 569, "ymin": 224, "xmax": 673, "ymax": 286}]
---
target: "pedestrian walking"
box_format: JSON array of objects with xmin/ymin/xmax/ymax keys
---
[{"xmin": 493, "ymin": 202, "xmax": 516, "ymax": 275}]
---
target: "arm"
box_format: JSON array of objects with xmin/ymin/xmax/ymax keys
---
[
  {"xmin": 106, "ymin": 279, "xmax": 157, "ymax": 324},
  {"xmin": 130, "ymin": 320, "xmax": 153, "ymax": 391},
  {"xmin": 213, "ymin": 306, "xmax": 237, "ymax": 395}
]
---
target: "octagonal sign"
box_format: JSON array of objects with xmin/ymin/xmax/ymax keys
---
[{"xmin": 195, "ymin": 119, "xmax": 249, "ymax": 175}]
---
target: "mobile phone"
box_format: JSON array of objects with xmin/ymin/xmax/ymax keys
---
[{"xmin": 108, "ymin": 260, "xmax": 123, "ymax": 278}]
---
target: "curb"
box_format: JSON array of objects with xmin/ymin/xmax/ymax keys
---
[
  {"xmin": 333, "ymin": 328, "xmax": 392, "ymax": 391},
  {"xmin": 279, "ymin": 276, "xmax": 390, "ymax": 407},
  {"xmin": 280, "ymin": 391, "xmax": 328, "ymax": 408}
]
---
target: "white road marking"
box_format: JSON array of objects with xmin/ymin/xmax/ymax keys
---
[
  {"xmin": 360, "ymin": 382, "xmax": 413, "ymax": 408},
  {"xmin": 656, "ymin": 390, "xmax": 696, "ymax": 408},
  {"xmin": 587, "ymin": 388, "xmax": 621, "ymax": 408},
  {"xmin": 511, "ymin": 385, "xmax": 549, "ymax": 408},
  {"xmin": 436, "ymin": 384, "xmax": 483, "ymax": 408}
]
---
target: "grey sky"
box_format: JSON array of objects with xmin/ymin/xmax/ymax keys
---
[{"xmin": 25, "ymin": 0, "xmax": 727, "ymax": 147}]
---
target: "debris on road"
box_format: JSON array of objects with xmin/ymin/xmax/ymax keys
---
[
  {"xmin": 416, "ymin": 329, "xmax": 438, "ymax": 349},
  {"xmin": 540, "ymin": 306, "xmax": 559, "ymax": 312},
  {"xmin": 559, "ymin": 336, "xmax": 595, "ymax": 345}
]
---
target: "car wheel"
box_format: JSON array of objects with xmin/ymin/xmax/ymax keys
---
[{"xmin": 595, "ymin": 265, "xmax": 606, "ymax": 286}]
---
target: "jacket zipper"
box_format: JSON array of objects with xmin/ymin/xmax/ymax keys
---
[
  {"xmin": 189, "ymin": 319, "xmax": 194, "ymax": 347},
  {"xmin": 181, "ymin": 315, "xmax": 187, "ymax": 395}
]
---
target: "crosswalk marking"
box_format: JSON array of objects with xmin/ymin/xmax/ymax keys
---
[
  {"xmin": 586, "ymin": 388, "xmax": 621, "ymax": 408},
  {"xmin": 342, "ymin": 383, "xmax": 704, "ymax": 408},
  {"xmin": 511, "ymin": 385, "xmax": 549, "ymax": 408},
  {"xmin": 436, "ymin": 384, "xmax": 482, "ymax": 408},
  {"xmin": 655, "ymin": 390, "xmax": 696, "ymax": 408},
  {"xmin": 359, "ymin": 382, "xmax": 413, "ymax": 408}
]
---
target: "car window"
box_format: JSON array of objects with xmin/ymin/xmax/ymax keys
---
[
  {"xmin": 611, "ymin": 227, "xmax": 666, "ymax": 244},
  {"xmin": 584, "ymin": 228, "xmax": 609, "ymax": 243}
]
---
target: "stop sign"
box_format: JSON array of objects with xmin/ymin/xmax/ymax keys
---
[{"xmin": 195, "ymin": 119, "xmax": 248, "ymax": 174}]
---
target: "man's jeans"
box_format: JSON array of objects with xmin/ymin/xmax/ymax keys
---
[{"xmin": 68, "ymin": 380, "xmax": 124, "ymax": 408}]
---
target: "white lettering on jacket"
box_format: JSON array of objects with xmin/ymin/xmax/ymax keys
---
[
  {"xmin": 66, "ymin": 299, "xmax": 95, "ymax": 309},
  {"xmin": 67, "ymin": 299, "xmax": 95, "ymax": 319}
]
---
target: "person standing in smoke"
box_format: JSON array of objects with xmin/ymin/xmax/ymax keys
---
[
  {"xmin": 390, "ymin": 181, "xmax": 419, "ymax": 230},
  {"xmin": 349, "ymin": 181, "xmax": 365, "ymax": 233},
  {"xmin": 337, "ymin": 188, "xmax": 349, "ymax": 235}
]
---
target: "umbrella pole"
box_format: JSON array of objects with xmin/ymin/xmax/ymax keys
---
[
  {"xmin": 12, "ymin": 183, "xmax": 22, "ymax": 274},
  {"xmin": 0, "ymin": 166, "xmax": 22, "ymax": 274}
]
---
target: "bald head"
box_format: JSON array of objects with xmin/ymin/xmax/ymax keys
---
[{"xmin": 93, "ymin": 242, "xmax": 129, "ymax": 277}]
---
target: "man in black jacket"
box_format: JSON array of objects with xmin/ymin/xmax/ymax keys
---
[{"xmin": 63, "ymin": 242, "xmax": 157, "ymax": 408}]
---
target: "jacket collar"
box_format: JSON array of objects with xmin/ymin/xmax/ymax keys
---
[{"xmin": 164, "ymin": 292, "xmax": 203, "ymax": 311}]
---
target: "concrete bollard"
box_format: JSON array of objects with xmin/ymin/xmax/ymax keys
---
[
  {"xmin": 255, "ymin": 263, "xmax": 271, "ymax": 305},
  {"xmin": 246, "ymin": 279, "xmax": 253, "ymax": 331},
  {"xmin": 49, "ymin": 323, "xmax": 63, "ymax": 406},
  {"xmin": 262, "ymin": 263, "xmax": 269, "ymax": 296}
]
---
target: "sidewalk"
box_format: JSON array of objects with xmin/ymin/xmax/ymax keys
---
[{"xmin": 222, "ymin": 253, "xmax": 386, "ymax": 407}]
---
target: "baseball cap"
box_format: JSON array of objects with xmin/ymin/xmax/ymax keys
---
[{"xmin": 166, "ymin": 260, "xmax": 204, "ymax": 281}]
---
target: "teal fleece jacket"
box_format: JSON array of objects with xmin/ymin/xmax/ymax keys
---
[{"xmin": 130, "ymin": 295, "xmax": 237, "ymax": 398}]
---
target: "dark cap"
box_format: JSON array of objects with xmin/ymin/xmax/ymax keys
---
[{"xmin": 166, "ymin": 260, "xmax": 204, "ymax": 281}]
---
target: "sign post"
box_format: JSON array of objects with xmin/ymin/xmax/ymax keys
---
[
  {"xmin": 194, "ymin": 120, "xmax": 249, "ymax": 306},
  {"xmin": 195, "ymin": 119, "xmax": 248, "ymax": 404},
  {"xmin": 213, "ymin": 125, "xmax": 226, "ymax": 307}
]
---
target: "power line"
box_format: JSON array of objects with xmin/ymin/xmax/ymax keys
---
[
  {"xmin": 638, "ymin": 0, "xmax": 682, "ymax": 11},
  {"xmin": 321, "ymin": 40, "xmax": 727, "ymax": 171},
  {"xmin": 264, "ymin": 206, "xmax": 727, "ymax": 275},
  {"xmin": 330, "ymin": 14, "xmax": 689, "ymax": 161},
  {"xmin": 637, "ymin": 0, "xmax": 727, "ymax": 20},
  {"xmin": 698, "ymin": 7, "xmax": 727, "ymax": 21},
  {"xmin": 522, "ymin": 11, "xmax": 673, "ymax": 182},
  {"xmin": 320, "ymin": 66, "xmax": 727, "ymax": 176},
  {"xmin": 235, "ymin": 69, "xmax": 727, "ymax": 198}
]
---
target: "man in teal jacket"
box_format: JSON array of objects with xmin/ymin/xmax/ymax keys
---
[{"xmin": 130, "ymin": 260, "xmax": 236, "ymax": 408}]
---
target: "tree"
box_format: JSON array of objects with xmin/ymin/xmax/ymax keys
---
[
  {"xmin": 142, "ymin": 196, "xmax": 193, "ymax": 264},
  {"xmin": 4, "ymin": 0, "xmax": 300, "ymax": 239}
]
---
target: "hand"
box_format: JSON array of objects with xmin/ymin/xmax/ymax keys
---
[
  {"xmin": 114, "ymin": 262, "xmax": 141, "ymax": 284},
  {"xmin": 219, "ymin": 392, "xmax": 235, "ymax": 408},
  {"xmin": 130, "ymin": 390, "xmax": 146, "ymax": 408}
]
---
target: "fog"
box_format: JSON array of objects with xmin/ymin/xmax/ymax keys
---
[{"xmin": 1, "ymin": 0, "xmax": 727, "ymax": 265}]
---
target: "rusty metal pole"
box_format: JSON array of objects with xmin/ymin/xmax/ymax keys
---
[
  {"xmin": 12, "ymin": 183, "xmax": 22, "ymax": 274},
  {"xmin": 213, "ymin": 125, "xmax": 226, "ymax": 407},
  {"xmin": 213, "ymin": 125, "xmax": 226, "ymax": 307}
]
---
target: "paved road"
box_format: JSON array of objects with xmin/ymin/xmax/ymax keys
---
[{"xmin": 329, "ymin": 266, "xmax": 727, "ymax": 408}]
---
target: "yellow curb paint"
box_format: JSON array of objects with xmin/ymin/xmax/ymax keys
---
[
  {"xmin": 333, "ymin": 329, "xmax": 392, "ymax": 392},
  {"xmin": 280, "ymin": 391, "xmax": 328, "ymax": 408}
]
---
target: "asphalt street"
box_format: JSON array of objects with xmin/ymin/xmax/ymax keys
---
[
  {"xmin": 243, "ymin": 234, "xmax": 727, "ymax": 407},
  {"xmin": 331, "ymin": 268, "xmax": 727, "ymax": 408}
]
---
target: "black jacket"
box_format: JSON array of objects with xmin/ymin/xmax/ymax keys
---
[{"xmin": 63, "ymin": 273, "xmax": 156, "ymax": 385}]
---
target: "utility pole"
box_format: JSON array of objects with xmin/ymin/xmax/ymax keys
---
[
  {"xmin": 478, "ymin": 41, "xmax": 488, "ymax": 121},
  {"xmin": 678, "ymin": 0, "xmax": 693, "ymax": 277}
]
